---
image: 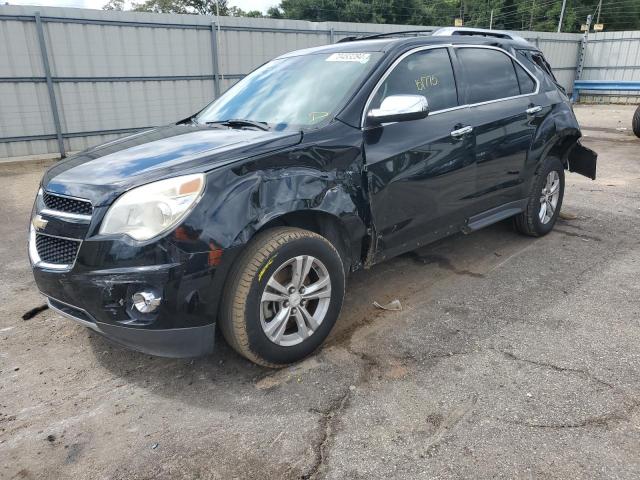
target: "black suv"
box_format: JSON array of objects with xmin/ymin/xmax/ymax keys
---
[{"xmin": 29, "ymin": 31, "xmax": 597, "ymax": 367}]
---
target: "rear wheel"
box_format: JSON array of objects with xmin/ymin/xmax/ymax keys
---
[
  {"xmin": 219, "ymin": 227, "xmax": 345, "ymax": 367},
  {"xmin": 633, "ymin": 105, "xmax": 640, "ymax": 138},
  {"xmin": 514, "ymin": 157, "xmax": 565, "ymax": 237}
]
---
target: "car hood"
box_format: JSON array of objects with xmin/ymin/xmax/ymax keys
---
[{"xmin": 42, "ymin": 124, "xmax": 302, "ymax": 206}]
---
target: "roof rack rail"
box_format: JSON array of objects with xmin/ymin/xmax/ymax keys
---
[
  {"xmin": 431, "ymin": 27, "xmax": 531, "ymax": 45},
  {"xmin": 337, "ymin": 29, "xmax": 433, "ymax": 43}
]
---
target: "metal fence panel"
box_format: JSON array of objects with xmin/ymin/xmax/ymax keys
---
[
  {"xmin": 0, "ymin": 4, "xmax": 638, "ymax": 160},
  {"xmin": 0, "ymin": 17, "xmax": 43, "ymax": 78},
  {"xmin": 578, "ymin": 31, "xmax": 640, "ymax": 102}
]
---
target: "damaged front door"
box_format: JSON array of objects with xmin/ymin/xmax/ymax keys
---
[{"xmin": 363, "ymin": 47, "xmax": 477, "ymax": 262}]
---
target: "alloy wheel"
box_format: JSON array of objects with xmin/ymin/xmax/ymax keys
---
[
  {"xmin": 539, "ymin": 170, "xmax": 560, "ymax": 224},
  {"xmin": 260, "ymin": 255, "xmax": 332, "ymax": 346}
]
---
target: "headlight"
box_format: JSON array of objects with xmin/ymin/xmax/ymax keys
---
[{"xmin": 100, "ymin": 174, "xmax": 205, "ymax": 241}]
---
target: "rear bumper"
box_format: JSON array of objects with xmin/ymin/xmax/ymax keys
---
[{"xmin": 47, "ymin": 296, "xmax": 215, "ymax": 357}]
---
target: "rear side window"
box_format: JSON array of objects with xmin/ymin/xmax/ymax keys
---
[
  {"xmin": 457, "ymin": 48, "xmax": 520, "ymax": 103},
  {"xmin": 371, "ymin": 48, "xmax": 458, "ymax": 112},
  {"xmin": 514, "ymin": 62, "xmax": 536, "ymax": 94}
]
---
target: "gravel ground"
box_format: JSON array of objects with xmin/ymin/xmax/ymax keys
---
[{"xmin": 1, "ymin": 104, "xmax": 639, "ymax": 480}]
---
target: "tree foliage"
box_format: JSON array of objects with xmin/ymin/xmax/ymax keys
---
[
  {"xmin": 266, "ymin": 0, "xmax": 640, "ymax": 32},
  {"xmin": 104, "ymin": 0, "xmax": 640, "ymax": 32},
  {"xmin": 128, "ymin": 0, "xmax": 230, "ymax": 16},
  {"xmin": 103, "ymin": 0, "xmax": 125, "ymax": 10}
]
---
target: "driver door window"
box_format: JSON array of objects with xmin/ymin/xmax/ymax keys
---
[{"xmin": 371, "ymin": 48, "xmax": 459, "ymax": 112}]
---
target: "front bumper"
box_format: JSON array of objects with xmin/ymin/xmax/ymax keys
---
[
  {"xmin": 30, "ymin": 231, "xmax": 230, "ymax": 357},
  {"xmin": 47, "ymin": 296, "xmax": 215, "ymax": 357},
  {"xmin": 32, "ymin": 250, "xmax": 221, "ymax": 357},
  {"xmin": 29, "ymin": 186, "xmax": 241, "ymax": 358}
]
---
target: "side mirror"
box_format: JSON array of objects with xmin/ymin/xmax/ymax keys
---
[{"xmin": 367, "ymin": 95, "xmax": 429, "ymax": 125}]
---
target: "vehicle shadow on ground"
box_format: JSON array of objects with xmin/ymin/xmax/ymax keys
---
[{"xmin": 86, "ymin": 219, "xmax": 531, "ymax": 404}]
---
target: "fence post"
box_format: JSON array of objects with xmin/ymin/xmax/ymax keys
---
[
  {"xmin": 34, "ymin": 12, "xmax": 65, "ymax": 158},
  {"xmin": 575, "ymin": 16, "xmax": 592, "ymax": 81},
  {"xmin": 211, "ymin": 21, "xmax": 221, "ymax": 98},
  {"xmin": 571, "ymin": 15, "xmax": 592, "ymax": 102}
]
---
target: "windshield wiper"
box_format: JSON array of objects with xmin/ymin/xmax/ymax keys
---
[{"xmin": 205, "ymin": 119, "xmax": 270, "ymax": 131}]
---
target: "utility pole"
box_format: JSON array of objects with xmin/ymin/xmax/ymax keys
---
[
  {"xmin": 529, "ymin": 0, "xmax": 536, "ymax": 30},
  {"xmin": 557, "ymin": 0, "xmax": 567, "ymax": 32},
  {"xmin": 489, "ymin": 9, "xmax": 493, "ymax": 29}
]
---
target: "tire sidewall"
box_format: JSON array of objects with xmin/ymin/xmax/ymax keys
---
[
  {"xmin": 530, "ymin": 157, "xmax": 565, "ymax": 235},
  {"xmin": 633, "ymin": 106, "xmax": 640, "ymax": 138},
  {"xmin": 242, "ymin": 236, "xmax": 345, "ymax": 365}
]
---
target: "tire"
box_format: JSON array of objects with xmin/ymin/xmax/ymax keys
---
[
  {"xmin": 514, "ymin": 156, "xmax": 565, "ymax": 237},
  {"xmin": 219, "ymin": 227, "xmax": 345, "ymax": 367},
  {"xmin": 633, "ymin": 105, "xmax": 640, "ymax": 138}
]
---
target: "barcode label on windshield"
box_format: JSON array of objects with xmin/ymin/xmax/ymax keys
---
[{"xmin": 326, "ymin": 53, "xmax": 371, "ymax": 64}]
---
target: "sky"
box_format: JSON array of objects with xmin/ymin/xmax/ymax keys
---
[{"xmin": 3, "ymin": 0, "xmax": 279, "ymax": 14}]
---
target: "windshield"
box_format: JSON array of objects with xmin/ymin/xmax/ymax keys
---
[{"xmin": 195, "ymin": 52, "xmax": 382, "ymax": 130}]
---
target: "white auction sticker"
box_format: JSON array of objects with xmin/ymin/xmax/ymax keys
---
[{"xmin": 326, "ymin": 53, "xmax": 371, "ymax": 64}]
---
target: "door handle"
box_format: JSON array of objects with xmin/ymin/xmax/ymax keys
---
[
  {"xmin": 450, "ymin": 125, "xmax": 473, "ymax": 138},
  {"xmin": 526, "ymin": 105, "xmax": 543, "ymax": 115}
]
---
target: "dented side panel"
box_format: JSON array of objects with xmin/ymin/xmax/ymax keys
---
[
  {"xmin": 524, "ymin": 97, "xmax": 597, "ymax": 182},
  {"xmin": 172, "ymin": 125, "xmax": 368, "ymax": 256},
  {"xmin": 552, "ymin": 101, "xmax": 598, "ymax": 180},
  {"xmin": 159, "ymin": 125, "xmax": 369, "ymax": 323}
]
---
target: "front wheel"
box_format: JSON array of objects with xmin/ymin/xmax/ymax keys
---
[
  {"xmin": 219, "ymin": 227, "xmax": 345, "ymax": 367},
  {"xmin": 514, "ymin": 156, "xmax": 565, "ymax": 237}
]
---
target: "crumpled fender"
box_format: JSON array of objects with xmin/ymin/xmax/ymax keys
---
[
  {"xmin": 551, "ymin": 103, "xmax": 597, "ymax": 180},
  {"xmin": 528, "ymin": 100, "xmax": 596, "ymax": 180},
  {"xmin": 528, "ymin": 105, "xmax": 559, "ymax": 167},
  {"xmin": 229, "ymin": 167, "xmax": 364, "ymax": 246},
  {"xmin": 168, "ymin": 140, "xmax": 368, "ymax": 269},
  {"xmin": 162, "ymin": 156, "xmax": 367, "ymax": 322}
]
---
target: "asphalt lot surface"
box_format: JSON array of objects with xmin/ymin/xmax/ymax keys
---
[{"xmin": 1, "ymin": 104, "xmax": 640, "ymax": 480}]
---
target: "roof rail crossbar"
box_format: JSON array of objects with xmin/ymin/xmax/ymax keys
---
[{"xmin": 337, "ymin": 29, "xmax": 433, "ymax": 43}]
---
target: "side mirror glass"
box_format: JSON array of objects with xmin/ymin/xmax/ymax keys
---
[{"xmin": 367, "ymin": 95, "xmax": 429, "ymax": 125}]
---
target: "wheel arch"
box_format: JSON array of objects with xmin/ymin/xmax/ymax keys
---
[
  {"xmin": 253, "ymin": 209, "xmax": 361, "ymax": 274},
  {"xmin": 212, "ymin": 162, "xmax": 371, "ymax": 273},
  {"xmin": 529, "ymin": 100, "xmax": 584, "ymax": 176},
  {"xmin": 547, "ymin": 132, "xmax": 581, "ymax": 169},
  {"xmin": 540, "ymin": 132, "xmax": 596, "ymax": 180}
]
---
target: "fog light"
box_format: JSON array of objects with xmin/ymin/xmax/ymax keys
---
[{"xmin": 132, "ymin": 291, "xmax": 161, "ymax": 313}]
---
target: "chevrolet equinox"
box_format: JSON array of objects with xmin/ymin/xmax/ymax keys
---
[{"xmin": 29, "ymin": 30, "xmax": 597, "ymax": 367}]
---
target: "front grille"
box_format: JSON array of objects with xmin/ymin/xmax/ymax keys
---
[
  {"xmin": 35, "ymin": 234, "xmax": 80, "ymax": 265},
  {"xmin": 43, "ymin": 191, "xmax": 92, "ymax": 216}
]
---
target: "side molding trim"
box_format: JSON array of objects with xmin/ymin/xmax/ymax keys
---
[{"xmin": 463, "ymin": 199, "xmax": 528, "ymax": 233}]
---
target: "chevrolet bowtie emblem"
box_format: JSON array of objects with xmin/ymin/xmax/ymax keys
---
[{"xmin": 32, "ymin": 215, "xmax": 48, "ymax": 231}]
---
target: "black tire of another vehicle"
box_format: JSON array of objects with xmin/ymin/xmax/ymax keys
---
[
  {"xmin": 633, "ymin": 105, "xmax": 640, "ymax": 138},
  {"xmin": 514, "ymin": 156, "xmax": 565, "ymax": 237},
  {"xmin": 219, "ymin": 227, "xmax": 345, "ymax": 367}
]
